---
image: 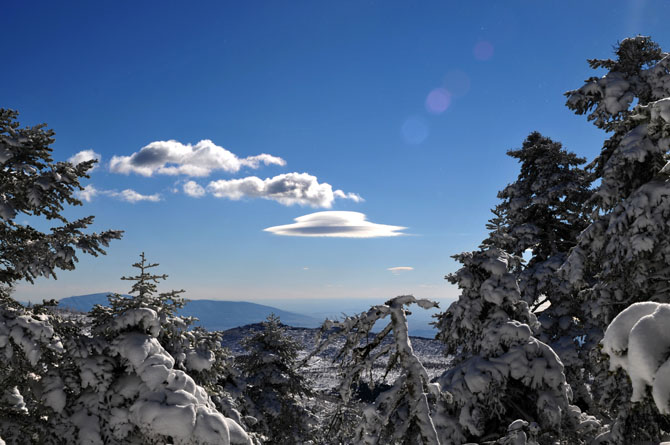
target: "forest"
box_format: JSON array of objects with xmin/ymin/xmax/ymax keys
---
[{"xmin": 1, "ymin": 36, "xmax": 670, "ymax": 444}]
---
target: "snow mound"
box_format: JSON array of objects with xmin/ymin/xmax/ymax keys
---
[{"xmin": 603, "ymin": 301, "xmax": 670, "ymax": 413}]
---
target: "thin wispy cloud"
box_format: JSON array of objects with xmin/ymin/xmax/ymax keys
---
[
  {"xmin": 203, "ymin": 172, "xmax": 363, "ymax": 208},
  {"xmin": 68, "ymin": 149, "xmax": 101, "ymax": 171},
  {"xmin": 108, "ymin": 189, "xmax": 161, "ymax": 203},
  {"xmin": 110, "ymin": 139, "xmax": 285, "ymax": 177},
  {"xmin": 388, "ymin": 266, "xmax": 414, "ymax": 274},
  {"xmin": 76, "ymin": 185, "xmax": 161, "ymax": 203},
  {"xmin": 264, "ymin": 211, "xmax": 406, "ymax": 238}
]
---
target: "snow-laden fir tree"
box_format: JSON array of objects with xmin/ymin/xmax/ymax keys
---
[
  {"xmin": 89, "ymin": 253, "xmax": 255, "ymax": 444},
  {"xmin": 0, "ymin": 289, "xmax": 75, "ymax": 443},
  {"xmin": 54, "ymin": 254, "xmax": 253, "ymax": 444},
  {"xmin": 481, "ymin": 132, "xmax": 594, "ymax": 409},
  {"xmin": 0, "ymin": 109, "xmax": 121, "ymax": 443},
  {"xmin": 562, "ymin": 35, "xmax": 670, "ymax": 330},
  {"xmin": 237, "ymin": 314, "xmax": 314, "ymax": 444},
  {"xmin": 0, "ymin": 108, "xmax": 122, "ymax": 285},
  {"xmin": 482, "ymin": 131, "xmax": 592, "ymax": 266},
  {"xmin": 433, "ymin": 248, "xmax": 598, "ymax": 444},
  {"xmin": 310, "ymin": 295, "xmax": 446, "ymax": 445},
  {"xmin": 561, "ymin": 36, "xmax": 670, "ymax": 442}
]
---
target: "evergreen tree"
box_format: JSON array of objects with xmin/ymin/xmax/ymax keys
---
[
  {"xmin": 561, "ymin": 36, "xmax": 670, "ymax": 442},
  {"xmin": 0, "ymin": 288, "xmax": 74, "ymax": 443},
  {"xmin": 238, "ymin": 314, "xmax": 314, "ymax": 444},
  {"xmin": 0, "ymin": 254, "xmax": 253, "ymax": 444},
  {"xmin": 483, "ymin": 132, "xmax": 592, "ymax": 269},
  {"xmin": 482, "ymin": 132, "xmax": 594, "ymax": 409},
  {"xmin": 90, "ymin": 253, "xmax": 248, "ymax": 427},
  {"xmin": 0, "ymin": 109, "xmax": 122, "ymax": 285},
  {"xmin": 433, "ymin": 248, "xmax": 597, "ymax": 444},
  {"xmin": 311, "ymin": 295, "xmax": 445, "ymax": 445},
  {"xmin": 0, "ymin": 109, "xmax": 121, "ymax": 443}
]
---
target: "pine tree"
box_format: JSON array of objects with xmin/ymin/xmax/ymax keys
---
[
  {"xmin": 561, "ymin": 36, "xmax": 670, "ymax": 442},
  {"xmin": 0, "ymin": 109, "xmax": 121, "ymax": 443},
  {"xmin": 482, "ymin": 132, "xmax": 592, "ymax": 268},
  {"xmin": 91, "ymin": 253, "xmax": 243, "ymax": 415},
  {"xmin": 78, "ymin": 254, "xmax": 253, "ymax": 444},
  {"xmin": 0, "ymin": 108, "xmax": 122, "ymax": 285},
  {"xmin": 310, "ymin": 295, "xmax": 445, "ymax": 445},
  {"xmin": 0, "ymin": 288, "xmax": 74, "ymax": 443},
  {"xmin": 238, "ymin": 314, "xmax": 314, "ymax": 444},
  {"xmin": 482, "ymin": 132, "xmax": 594, "ymax": 409},
  {"xmin": 433, "ymin": 247, "xmax": 597, "ymax": 444}
]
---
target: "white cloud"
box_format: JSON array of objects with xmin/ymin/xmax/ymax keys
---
[
  {"xmin": 388, "ymin": 266, "xmax": 414, "ymax": 274},
  {"xmin": 76, "ymin": 184, "xmax": 99, "ymax": 202},
  {"xmin": 68, "ymin": 149, "xmax": 101, "ymax": 171},
  {"xmin": 108, "ymin": 189, "xmax": 161, "ymax": 203},
  {"xmin": 183, "ymin": 180, "xmax": 206, "ymax": 198},
  {"xmin": 109, "ymin": 139, "xmax": 285, "ymax": 177},
  {"xmin": 75, "ymin": 185, "xmax": 160, "ymax": 203},
  {"xmin": 264, "ymin": 211, "xmax": 407, "ymax": 238},
  {"xmin": 204, "ymin": 172, "xmax": 363, "ymax": 208},
  {"xmin": 334, "ymin": 190, "xmax": 364, "ymax": 202}
]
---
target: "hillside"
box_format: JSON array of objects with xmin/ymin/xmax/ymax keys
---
[{"xmin": 58, "ymin": 293, "xmax": 323, "ymax": 330}]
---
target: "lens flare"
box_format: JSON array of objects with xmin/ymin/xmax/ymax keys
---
[
  {"xmin": 425, "ymin": 88, "xmax": 452, "ymax": 114},
  {"xmin": 401, "ymin": 116, "xmax": 429, "ymax": 145},
  {"xmin": 473, "ymin": 41, "xmax": 494, "ymax": 61},
  {"xmin": 444, "ymin": 69, "xmax": 471, "ymax": 97}
]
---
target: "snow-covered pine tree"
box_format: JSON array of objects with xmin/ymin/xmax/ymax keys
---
[
  {"xmin": 0, "ymin": 109, "xmax": 121, "ymax": 443},
  {"xmin": 433, "ymin": 248, "xmax": 598, "ymax": 444},
  {"xmin": 562, "ymin": 35, "xmax": 670, "ymax": 328},
  {"xmin": 482, "ymin": 131, "xmax": 592, "ymax": 266},
  {"xmin": 561, "ymin": 36, "xmax": 670, "ymax": 442},
  {"xmin": 481, "ymin": 132, "xmax": 594, "ymax": 409},
  {"xmin": 237, "ymin": 314, "xmax": 314, "ymax": 444},
  {"xmin": 94, "ymin": 254, "xmax": 248, "ymax": 420},
  {"xmin": 310, "ymin": 295, "xmax": 444, "ymax": 445},
  {"xmin": 0, "ymin": 109, "xmax": 122, "ymax": 285},
  {"xmin": 57, "ymin": 254, "xmax": 252, "ymax": 445},
  {"xmin": 0, "ymin": 288, "xmax": 75, "ymax": 443}
]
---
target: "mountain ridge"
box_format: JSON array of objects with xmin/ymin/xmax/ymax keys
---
[{"xmin": 57, "ymin": 293, "xmax": 324, "ymax": 330}]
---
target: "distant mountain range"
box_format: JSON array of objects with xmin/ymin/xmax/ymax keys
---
[
  {"xmin": 57, "ymin": 293, "xmax": 323, "ymax": 331},
  {"xmin": 55, "ymin": 293, "xmax": 440, "ymax": 337}
]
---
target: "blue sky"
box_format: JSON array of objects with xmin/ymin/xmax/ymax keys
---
[{"xmin": 4, "ymin": 1, "xmax": 669, "ymax": 307}]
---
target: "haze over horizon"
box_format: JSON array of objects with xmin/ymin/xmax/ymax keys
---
[{"xmin": 4, "ymin": 1, "xmax": 669, "ymax": 305}]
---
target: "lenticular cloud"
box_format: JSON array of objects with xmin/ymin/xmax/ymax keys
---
[
  {"xmin": 110, "ymin": 139, "xmax": 285, "ymax": 177},
  {"xmin": 264, "ymin": 211, "xmax": 407, "ymax": 238}
]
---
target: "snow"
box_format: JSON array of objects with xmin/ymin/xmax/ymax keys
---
[
  {"xmin": 601, "ymin": 301, "xmax": 660, "ymax": 371},
  {"xmin": 603, "ymin": 301, "xmax": 670, "ymax": 413},
  {"xmin": 1, "ymin": 386, "xmax": 27, "ymax": 413}
]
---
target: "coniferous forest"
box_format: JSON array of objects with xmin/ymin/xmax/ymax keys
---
[{"xmin": 2, "ymin": 36, "xmax": 670, "ymax": 444}]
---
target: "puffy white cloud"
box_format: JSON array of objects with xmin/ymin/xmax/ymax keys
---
[
  {"xmin": 264, "ymin": 211, "xmax": 407, "ymax": 238},
  {"xmin": 183, "ymin": 180, "xmax": 206, "ymax": 198},
  {"xmin": 388, "ymin": 266, "xmax": 414, "ymax": 274},
  {"xmin": 204, "ymin": 172, "xmax": 363, "ymax": 208},
  {"xmin": 75, "ymin": 185, "xmax": 160, "ymax": 203},
  {"xmin": 68, "ymin": 149, "xmax": 101, "ymax": 171},
  {"xmin": 109, "ymin": 139, "xmax": 285, "ymax": 177}
]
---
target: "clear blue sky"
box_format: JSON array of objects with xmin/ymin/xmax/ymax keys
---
[{"xmin": 4, "ymin": 1, "xmax": 669, "ymax": 306}]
